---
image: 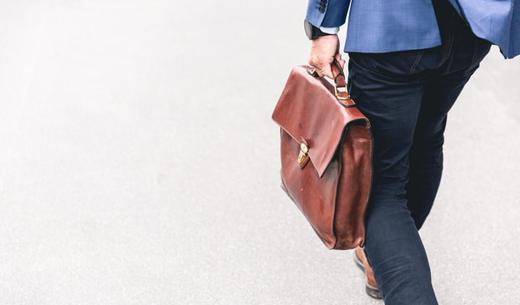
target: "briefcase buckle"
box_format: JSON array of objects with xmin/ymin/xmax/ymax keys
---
[
  {"xmin": 335, "ymin": 86, "xmax": 351, "ymax": 100},
  {"xmin": 297, "ymin": 142, "xmax": 310, "ymax": 168}
]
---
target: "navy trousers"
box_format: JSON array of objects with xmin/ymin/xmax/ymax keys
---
[{"xmin": 346, "ymin": 0, "xmax": 492, "ymax": 304}]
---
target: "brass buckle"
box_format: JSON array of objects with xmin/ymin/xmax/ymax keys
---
[
  {"xmin": 297, "ymin": 142, "xmax": 309, "ymax": 168},
  {"xmin": 335, "ymin": 86, "xmax": 350, "ymax": 100}
]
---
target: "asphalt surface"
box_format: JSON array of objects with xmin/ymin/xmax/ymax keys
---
[{"xmin": 0, "ymin": 1, "xmax": 519, "ymax": 304}]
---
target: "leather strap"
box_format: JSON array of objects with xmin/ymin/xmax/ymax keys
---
[
  {"xmin": 331, "ymin": 59, "xmax": 355, "ymax": 106},
  {"xmin": 331, "ymin": 59, "xmax": 346, "ymax": 88}
]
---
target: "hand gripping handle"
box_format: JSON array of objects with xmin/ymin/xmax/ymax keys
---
[{"xmin": 307, "ymin": 58, "xmax": 356, "ymax": 107}]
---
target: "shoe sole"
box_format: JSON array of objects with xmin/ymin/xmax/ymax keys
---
[{"xmin": 353, "ymin": 251, "xmax": 383, "ymax": 300}]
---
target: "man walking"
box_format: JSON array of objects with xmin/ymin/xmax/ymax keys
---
[{"xmin": 304, "ymin": 0, "xmax": 519, "ymax": 303}]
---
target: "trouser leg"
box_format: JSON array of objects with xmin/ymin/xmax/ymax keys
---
[
  {"xmin": 406, "ymin": 68, "xmax": 477, "ymax": 230},
  {"xmin": 405, "ymin": 7, "xmax": 492, "ymax": 230},
  {"xmin": 347, "ymin": 52, "xmax": 438, "ymax": 305}
]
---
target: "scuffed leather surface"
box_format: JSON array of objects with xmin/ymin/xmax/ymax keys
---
[{"xmin": 272, "ymin": 66, "xmax": 373, "ymax": 250}]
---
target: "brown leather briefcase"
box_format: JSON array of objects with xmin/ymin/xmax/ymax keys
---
[{"xmin": 271, "ymin": 62, "xmax": 373, "ymax": 250}]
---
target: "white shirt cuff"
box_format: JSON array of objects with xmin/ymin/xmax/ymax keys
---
[{"xmin": 319, "ymin": 26, "xmax": 340, "ymax": 34}]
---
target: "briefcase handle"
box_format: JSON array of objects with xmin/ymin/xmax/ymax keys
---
[
  {"xmin": 307, "ymin": 59, "xmax": 356, "ymax": 107},
  {"xmin": 331, "ymin": 59, "xmax": 353, "ymax": 103}
]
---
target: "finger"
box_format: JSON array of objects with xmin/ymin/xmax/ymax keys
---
[
  {"xmin": 313, "ymin": 65, "xmax": 324, "ymax": 77},
  {"xmin": 335, "ymin": 53, "xmax": 346, "ymax": 69},
  {"xmin": 336, "ymin": 53, "xmax": 345, "ymax": 66},
  {"xmin": 308, "ymin": 57, "xmax": 326, "ymax": 77},
  {"xmin": 308, "ymin": 56, "xmax": 320, "ymax": 71},
  {"xmin": 321, "ymin": 63, "xmax": 333, "ymax": 79}
]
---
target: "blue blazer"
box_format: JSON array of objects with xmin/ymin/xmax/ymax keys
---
[{"xmin": 305, "ymin": 0, "xmax": 520, "ymax": 59}]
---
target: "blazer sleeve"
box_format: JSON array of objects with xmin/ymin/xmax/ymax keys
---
[{"xmin": 305, "ymin": 0, "xmax": 351, "ymax": 28}]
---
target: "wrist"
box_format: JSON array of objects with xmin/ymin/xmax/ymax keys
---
[{"xmin": 304, "ymin": 20, "xmax": 336, "ymax": 40}]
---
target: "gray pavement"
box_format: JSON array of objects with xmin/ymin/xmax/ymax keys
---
[{"xmin": 0, "ymin": 1, "xmax": 519, "ymax": 304}]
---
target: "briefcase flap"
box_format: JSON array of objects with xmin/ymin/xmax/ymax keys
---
[{"xmin": 271, "ymin": 65, "xmax": 370, "ymax": 178}]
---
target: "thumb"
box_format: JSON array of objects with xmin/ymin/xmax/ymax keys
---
[
  {"xmin": 320, "ymin": 61, "xmax": 334, "ymax": 79},
  {"xmin": 335, "ymin": 53, "xmax": 346, "ymax": 69}
]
